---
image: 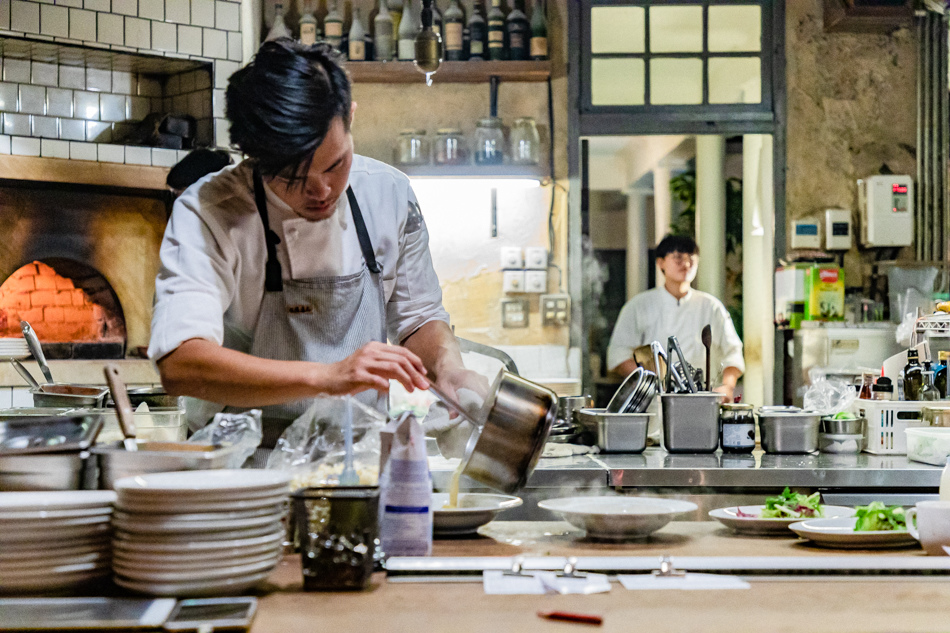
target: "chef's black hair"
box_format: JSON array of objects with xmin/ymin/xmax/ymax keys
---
[
  {"xmin": 225, "ymin": 38, "xmax": 351, "ymax": 184},
  {"xmin": 655, "ymin": 234, "xmax": 700, "ymax": 258}
]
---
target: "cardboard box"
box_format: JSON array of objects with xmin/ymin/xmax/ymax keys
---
[{"xmin": 775, "ymin": 264, "xmax": 845, "ymax": 327}]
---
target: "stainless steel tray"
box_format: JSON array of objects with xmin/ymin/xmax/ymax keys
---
[
  {"xmin": 0, "ymin": 413, "xmax": 103, "ymax": 455},
  {"xmin": 91, "ymin": 441, "xmax": 239, "ymax": 489}
]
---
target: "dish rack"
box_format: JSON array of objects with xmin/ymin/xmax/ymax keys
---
[{"xmin": 856, "ymin": 399, "xmax": 926, "ymax": 454}]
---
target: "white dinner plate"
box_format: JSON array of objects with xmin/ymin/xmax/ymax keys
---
[
  {"xmin": 538, "ymin": 496, "xmax": 698, "ymax": 541},
  {"xmin": 709, "ymin": 505, "xmax": 855, "ymax": 536},
  {"xmin": 0, "ymin": 560, "xmax": 110, "ymax": 581},
  {"xmin": 0, "ymin": 514, "xmax": 113, "ymax": 532},
  {"xmin": 0, "ymin": 568, "xmax": 110, "ymax": 592},
  {"xmin": 112, "ymin": 512, "xmax": 284, "ymax": 534},
  {"xmin": 113, "ymin": 553, "xmax": 282, "ymax": 582},
  {"xmin": 113, "ymin": 569, "xmax": 274, "ymax": 597},
  {"xmin": 114, "ymin": 521, "xmax": 284, "ymax": 544},
  {"xmin": 0, "ymin": 538, "xmax": 110, "ymax": 561},
  {"xmin": 113, "ymin": 505, "xmax": 285, "ymax": 524},
  {"xmin": 113, "ymin": 544, "xmax": 283, "ymax": 569},
  {"xmin": 114, "ymin": 470, "xmax": 290, "ymax": 497},
  {"xmin": 789, "ymin": 516, "xmax": 919, "ymax": 549},
  {"xmin": 112, "ymin": 529, "xmax": 284, "ymax": 555},
  {"xmin": 116, "ymin": 497, "xmax": 289, "ymax": 515},
  {"xmin": 432, "ymin": 493, "xmax": 522, "ymax": 536},
  {"xmin": 0, "ymin": 507, "xmax": 113, "ymax": 522},
  {"xmin": 0, "ymin": 549, "xmax": 108, "ymax": 571},
  {"xmin": 0, "ymin": 521, "xmax": 111, "ymax": 544},
  {"xmin": 0, "ymin": 491, "xmax": 116, "ymax": 512}
]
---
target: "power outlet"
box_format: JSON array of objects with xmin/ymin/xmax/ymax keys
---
[
  {"xmin": 500, "ymin": 247, "xmax": 524, "ymax": 269},
  {"xmin": 524, "ymin": 270, "xmax": 547, "ymax": 293},
  {"xmin": 524, "ymin": 246, "xmax": 548, "ymax": 270},
  {"xmin": 503, "ymin": 270, "xmax": 525, "ymax": 293},
  {"xmin": 541, "ymin": 293, "xmax": 571, "ymax": 326},
  {"xmin": 501, "ymin": 298, "xmax": 529, "ymax": 328}
]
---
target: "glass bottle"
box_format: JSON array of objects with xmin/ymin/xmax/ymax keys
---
[
  {"xmin": 872, "ymin": 376, "xmax": 894, "ymax": 401},
  {"xmin": 265, "ymin": 2, "xmax": 292, "ymax": 41},
  {"xmin": 467, "ymin": 0, "xmax": 487, "ymax": 60},
  {"xmin": 375, "ymin": 0, "xmax": 394, "ymax": 61},
  {"xmin": 348, "ymin": 8, "xmax": 367, "ymax": 60},
  {"xmin": 389, "ymin": 0, "xmax": 403, "ymax": 44},
  {"xmin": 324, "ymin": 0, "xmax": 344, "ymax": 51},
  {"xmin": 936, "ymin": 351, "xmax": 949, "ymax": 398},
  {"xmin": 505, "ymin": 0, "xmax": 529, "ymax": 61},
  {"xmin": 510, "ymin": 116, "xmax": 540, "ymax": 164},
  {"xmin": 921, "ymin": 366, "xmax": 940, "ymax": 402},
  {"xmin": 487, "ymin": 0, "xmax": 506, "ymax": 60},
  {"xmin": 903, "ymin": 349, "xmax": 923, "ymax": 401},
  {"xmin": 443, "ymin": 0, "xmax": 465, "ymax": 61},
  {"xmin": 474, "ymin": 117, "xmax": 504, "ymax": 164},
  {"xmin": 720, "ymin": 403, "xmax": 755, "ymax": 454},
  {"xmin": 298, "ymin": 6, "xmax": 318, "ymax": 45},
  {"xmin": 398, "ymin": 0, "xmax": 420, "ymax": 61},
  {"xmin": 529, "ymin": 0, "xmax": 547, "ymax": 60},
  {"xmin": 858, "ymin": 372, "xmax": 874, "ymax": 400}
]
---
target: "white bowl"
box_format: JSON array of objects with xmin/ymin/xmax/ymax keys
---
[
  {"xmin": 537, "ymin": 496, "xmax": 697, "ymax": 540},
  {"xmin": 432, "ymin": 493, "xmax": 522, "ymax": 536}
]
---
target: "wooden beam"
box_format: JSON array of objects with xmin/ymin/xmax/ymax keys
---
[
  {"xmin": 346, "ymin": 60, "xmax": 552, "ymax": 84},
  {"xmin": 0, "ymin": 154, "xmax": 169, "ymax": 190}
]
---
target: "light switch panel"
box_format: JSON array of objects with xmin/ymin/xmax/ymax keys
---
[
  {"xmin": 503, "ymin": 270, "xmax": 525, "ymax": 293},
  {"xmin": 524, "ymin": 247, "xmax": 548, "ymax": 270},
  {"xmin": 501, "ymin": 298, "xmax": 529, "ymax": 328},
  {"xmin": 500, "ymin": 247, "xmax": 523, "ymax": 269},
  {"xmin": 541, "ymin": 293, "xmax": 571, "ymax": 326},
  {"xmin": 524, "ymin": 270, "xmax": 547, "ymax": 293}
]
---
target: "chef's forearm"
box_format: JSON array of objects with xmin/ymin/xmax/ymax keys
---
[
  {"xmin": 722, "ymin": 366, "xmax": 742, "ymax": 388},
  {"xmin": 157, "ymin": 338, "xmax": 330, "ymax": 406},
  {"xmin": 401, "ymin": 319, "xmax": 464, "ymax": 381}
]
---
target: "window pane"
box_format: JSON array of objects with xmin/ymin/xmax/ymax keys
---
[
  {"xmin": 708, "ymin": 57, "xmax": 761, "ymax": 103},
  {"xmin": 708, "ymin": 5, "xmax": 762, "ymax": 52},
  {"xmin": 649, "ymin": 5, "xmax": 703, "ymax": 53},
  {"xmin": 591, "ymin": 58, "xmax": 645, "ymax": 105},
  {"xmin": 650, "ymin": 58, "xmax": 702, "ymax": 105},
  {"xmin": 591, "ymin": 6, "xmax": 645, "ymax": 54}
]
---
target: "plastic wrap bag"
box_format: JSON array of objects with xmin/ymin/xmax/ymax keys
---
[
  {"xmin": 265, "ymin": 396, "xmax": 387, "ymax": 490},
  {"xmin": 187, "ymin": 409, "xmax": 263, "ymax": 468},
  {"xmin": 802, "ymin": 372, "xmax": 858, "ymax": 416}
]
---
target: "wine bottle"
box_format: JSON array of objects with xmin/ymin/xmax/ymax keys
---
[
  {"xmin": 389, "ymin": 0, "xmax": 403, "ymax": 46},
  {"xmin": 324, "ymin": 0, "xmax": 344, "ymax": 51},
  {"xmin": 375, "ymin": 0, "xmax": 394, "ymax": 61},
  {"xmin": 431, "ymin": 0, "xmax": 443, "ymax": 37},
  {"xmin": 529, "ymin": 0, "xmax": 547, "ymax": 60},
  {"xmin": 444, "ymin": 0, "xmax": 465, "ymax": 61},
  {"xmin": 398, "ymin": 0, "xmax": 420, "ymax": 61},
  {"xmin": 487, "ymin": 0, "xmax": 505, "ymax": 60},
  {"xmin": 349, "ymin": 8, "xmax": 367, "ymax": 60},
  {"xmin": 265, "ymin": 2, "xmax": 291, "ymax": 41},
  {"xmin": 298, "ymin": 6, "xmax": 318, "ymax": 45},
  {"xmin": 506, "ymin": 0, "xmax": 529, "ymax": 60},
  {"xmin": 468, "ymin": 0, "xmax": 486, "ymax": 60},
  {"xmin": 904, "ymin": 348, "xmax": 923, "ymax": 401}
]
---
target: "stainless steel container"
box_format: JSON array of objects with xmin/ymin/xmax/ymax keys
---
[
  {"xmin": 31, "ymin": 384, "xmax": 108, "ymax": 408},
  {"xmin": 758, "ymin": 410, "xmax": 820, "ymax": 454},
  {"xmin": 91, "ymin": 441, "xmax": 239, "ymax": 489},
  {"xmin": 0, "ymin": 451, "xmax": 87, "ymax": 490},
  {"xmin": 820, "ymin": 416, "xmax": 867, "ymax": 435},
  {"xmin": 461, "ymin": 371, "xmax": 557, "ymax": 494},
  {"xmin": 124, "ymin": 387, "xmax": 184, "ymax": 410},
  {"xmin": 660, "ymin": 393, "xmax": 723, "ymax": 453},
  {"xmin": 576, "ymin": 408, "xmax": 651, "ymax": 453}
]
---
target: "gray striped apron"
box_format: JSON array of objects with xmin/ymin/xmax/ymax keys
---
[{"xmin": 246, "ymin": 167, "xmax": 388, "ymax": 464}]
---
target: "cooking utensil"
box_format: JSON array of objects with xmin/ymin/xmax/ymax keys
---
[
  {"xmin": 576, "ymin": 408, "xmax": 652, "ymax": 453},
  {"xmin": 20, "ymin": 321, "xmax": 52, "ymax": 384},
  {"xmin": 660, "ymin": 392, "xmax": 722, "ymax": 453},
  {"xmin": 104, "ymin": 365, "xmax": 137, "ymax": 452},
  {"xmin": 31, "ymin": 384, "xmax": 109, "ymax": 408},
  {"xmin": 820, "ymin": 416, "xmax": 867, "ymax": 435},
  {"xmin": 667, "ymin": 336, "xmax": 696, "ymax": 393},
  {"xmin": 701, "ymin": 324, "xmax": 712, "ymax": 392},
  {"xmin": 757, "ymin": 409, "xmax": 820, "ymax": 454},
  {"xmin": 650, "ymin": 342, "xmax": 667, "ymax": 394},
  {"xmin": 10, "ymin": 359, "xmax": 38, "ymax": 389}
]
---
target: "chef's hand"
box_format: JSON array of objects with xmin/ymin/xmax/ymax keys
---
[
  {"xmin": 437, "ymin": 367, "xmax": 491, "ymax": 420},
  {"xmin": 713, "ymin": 383, "xmax": 734, "ymax": 403},
  {"xmin": 423, "ymin": 368, "xmax": 491, "ymax": 459},
  {"xmin": 327, "ymin": 342, "xmax": 430, "ymax": 395}
]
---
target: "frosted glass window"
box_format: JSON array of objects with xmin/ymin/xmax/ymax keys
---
[
  {"xmin": 650, "ymin": 58, "xmax": 702, "ymax": 105},
  {"xmin": 650, "ymin": 5, "xmax": 703, "ymax": 53},
  {"xmin": 708, "ymin": 5, "xmax": 762, "ymax": 52},
  {"xmin": 591, "ymin": 58, "xmax": 645, "ymax": 105},
  {"xmin": 708, "ymin": 57, "xmax": 761, "ymax": 103},
  {"xmin": 591, "ymin": 7, "xmax": 645, "ymax": 54}
]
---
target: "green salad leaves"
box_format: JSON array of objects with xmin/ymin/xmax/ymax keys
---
[
  {"xmin": 760, "ymin": 487, "xmax": 824, "ymax": 519},
  {"xmin": 853, "ymin": 502, "xmax": 907, "ymax": 532}
]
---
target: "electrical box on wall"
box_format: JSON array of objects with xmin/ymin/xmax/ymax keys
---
[
  {"xmin": 541, "ymin": 294, "xmax": 570, "ymax": 326},
  {"xmin": 524, "ymin": 247, "xmax": 548, "ymax": 270},
  {"xmin": 824, "ymin": 209, "xmax": 852, "ymax": 250},
  {"xmin": 500, "ymin": 247, "xmax": 523, "ymax": 269},
  {"xmin": 501, "ymin": 299, "xmax": 529, "ymax": 328},
  {"xmin": 859, "ymin": 175, "xmax": 914, "ymax": 247},
  {"xmin": 791, "ymin": 219, "xmax": 821, "ymax": 250},
  {"xmin": 525, "ymin": 271, "xmax": 547, "ymax": 293},
  {"xmin": 503, "ymin": 270, "xmax": 525, "ymax": 293}
]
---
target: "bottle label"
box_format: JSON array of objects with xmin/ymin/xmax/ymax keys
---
[
  {"xmin": 488, "ymin": 30, "xmax": 504, "ymax": 44},
  {"xmin": 349, "ymin": 40, "xmax": 365, "ymax": 60},
  {"xmin": 300, "ymin": 23, "xmax": 317, "ymax": 45},
  {"xmin": 470, "ymin": 40, "xmax": 484, "ymax": 55},
  {"xmin": 509, "ymin": 33, "xmax": 524, "ymax": 49},
  {"xmin": 445, "ymin": 23, "xmax": 463, "ymax": 50},
  {"xmin": 722, "ymin": 423, "xmax": 756, "ymax": 448},
  {"xmin": 530, "ymin": 36, "xmax": 547, "ymax": 57},
  {"xmin": 398, "ymin": 39, "xmax": 415, "ymax": 60},
  {"xmin": 325, "ymin": 22, "xmax": 343, "ymax": 37}
]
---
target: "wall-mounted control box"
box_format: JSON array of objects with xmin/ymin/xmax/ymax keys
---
[
  {"xmin": 541, "ymin": 294, "xmax": 570, "ymax": 326},
  {"xmin": 503, "ymin": 270, "xmax": 525, "ymax": 293},
  {"xmin": 524, "ymin": 247, "xmax": 548, "ymax": 270},
  {"xmin": 824, "ymin": 208, "xmax": 852, "ymax": 250},
  {"xmin": 501, "ymin": 298, "xmax": 529, "ymax": 328},
  {"xmin": 500, "ymin": 247, "xmax": 524, "ymax": 269},
  {"xmin": 791, "ymin": 219, "xmax": 821, "ymax": 250},
  {"xmin": 525, "ymin": 270, "xmax": 547, "ymax": 293},
  {"xmin": 859, "ymin": 175, "xmax": 914, "ymax": 247}
]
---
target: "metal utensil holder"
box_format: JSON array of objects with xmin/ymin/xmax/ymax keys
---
[{"xmin": 660, "ymin": 393, "xmax": 723, "ymax": 453}]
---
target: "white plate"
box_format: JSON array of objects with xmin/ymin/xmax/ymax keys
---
[
  {"xmin": 789, "ymin": 516, "xmax": 919, "ymax": 549},
  {"xmin": 113, "ymin": 512, "xmax": 284, "ymax": 534},
  {"xmin": 1, "ymin": 534, "xmax": 111, "ymax": 555},
  {"xmin": 0, "ymin": 491, "xmax": 116, "ymax": 512},
  {"xmin": 709, "ymin": 505, "xmax": 855, "ymax": 536},
  {"xmin": 538, "ymin": 496, "xmax": 698, "ymax": 541},
  {"xmin": 114, "ymin": 521, "xmax": 284, "ymax": 543},
  {"xmin": 116, "ymin": 494, "xmax": 289, "ymax": 515},
  {"xmin": 0, "ymin": 568, "xmax": 110, "ymax": 592},
  {"xmin": 0, "ymin": 549, "xmax": 108, "ymax": 570},
  {"xmin": 113, "ymin": 569, "xmax": 274, "ymax": 597},
  {"xmin": 0, "ymin": 521, "xmax": 111, "ymax": 543},
  {"xmin": 114, "ymin": 470, "xmax": 290, "ymax": 497},
  {"xmin": 112, "ymin": 529, "xmax": 284, "ymax": 555},
  {"xmin": 0, "ymin": 539, "xmax": 110, "ymax": 561},
  {"xmin": 0, "ymin": 507, "xmax": 113, "ymax": 522},
  {"xmin": 0, "ymin": 560, "xmax": 110, "ymax": 581},
  {"xmin": 432, "ymin": 493, "xmax": 522, "ymax": 536},
  {"xmin": 113, "ymin": 544, "xmax": 283, "ymax": 569},
  {"xmin": 0, "ymin": 514, "xmax": 112, "ymax": 531},
  {"xmin": 113, "ymin": 553, "xmax": 282, "ymax": 582},
  {"xmin": 113, "ymin": 505, "xmax": 285, "ymax": 524}
]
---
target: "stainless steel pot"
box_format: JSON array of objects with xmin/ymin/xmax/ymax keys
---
[
  {"xmin": 576, "ymin": 408, "xmax": 651, "ymax": 453},
  {"xmin": 758, "ymin": 410, "xmax": 820, "ymax": 454},
  {"xmin": 460, "ymin": 371, "xmax": 556, "ymax": 494},
  {"xmin": 660, "ymin": 392, "xmax": 723, "ymax": 453}
]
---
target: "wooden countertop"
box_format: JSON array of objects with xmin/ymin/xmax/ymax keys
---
[{"xmin": 251, "ymin": 522, "xmax": 950, "ymax": 633}]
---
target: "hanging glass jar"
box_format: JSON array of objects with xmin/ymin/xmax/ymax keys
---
[
  {"xmin": 510, "ymin": 116, "xmax": 540, "ymax": 165},
  {"xmin": 474, "ymin": 117, "xmax": 505, "ymax": 165},
  {"xmin": 394, "ymin": 129, "xmax": 429, "ymax": 165}
]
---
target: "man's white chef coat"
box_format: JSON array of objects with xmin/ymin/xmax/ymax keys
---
[
  {"xmin": 606, "ymin": 286, "xmax": 745, "ymax": 380},
  {"xmin": 148, "ymin": 155, "xmax": 450, "ymax": 362}
]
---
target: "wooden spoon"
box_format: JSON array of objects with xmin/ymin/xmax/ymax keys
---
[{"xmin": 701, "ymin": 324, "xmax": 712, "ymax": 392}]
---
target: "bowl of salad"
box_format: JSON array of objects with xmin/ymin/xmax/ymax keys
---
[
  {"xmin": 789, "ymin": 502, "xmax": 916, "ymax": 548},
  {"xmin": 709, "ymin": 488, "xmax": 854, "ymax": 535}
]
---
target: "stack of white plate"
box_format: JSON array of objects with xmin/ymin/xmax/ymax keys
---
[
  {"xmin": 112, "ymin": 469, "xmax": 291, "ymax": 597},
  {"xmin": 0, "ymin": 337, "xmax": 30, "ymax": 360},
  {"xmin": 0, "ymin": 491, "xmax": 116, "ymax": 594}
]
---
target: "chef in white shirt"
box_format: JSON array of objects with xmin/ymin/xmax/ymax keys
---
[
  {"xmin": 148, "ymin": 40, "xmax": 482, "ymax": 454},
  {"xmin": 606, "ymin": 234, "xmax": 744, "ymax": 401}
]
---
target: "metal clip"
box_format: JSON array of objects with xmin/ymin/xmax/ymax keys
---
[
  {"xmin": 557, "ymin": 556, "xmax": 587, "ymax": 579},
  {"xmin": 653, "ymin": 555, "xmax": 685, "ymax": 578},
  {"xmin": 503, "ymin": 556, "xmax": 529, "ymax": 577}
]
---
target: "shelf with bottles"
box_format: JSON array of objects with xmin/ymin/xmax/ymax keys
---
[
  {"xmin": 344, "ymin": 59, "xmax": 550, "ymax": 83},
  {"xmin": 398, "ymin": 163, "xmax": 546, "ymax": 179}
]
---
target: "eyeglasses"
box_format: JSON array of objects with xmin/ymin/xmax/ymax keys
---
[{"xmin": 663, "ymin": 253, "xmax": 698, "ymax": 263}]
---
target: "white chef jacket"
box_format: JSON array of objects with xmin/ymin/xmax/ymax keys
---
[
  {"xmin": 148, "ymin": 155, "xmax": 450, "ymax": 362},
  {"xmin": 606, "ymin": 286, "xmax": 745, "ymax": 380}
]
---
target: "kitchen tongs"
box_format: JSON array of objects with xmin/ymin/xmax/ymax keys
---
[{"xmin": 667, "ymin": 336, "xmax": 697, "ymax": 394}]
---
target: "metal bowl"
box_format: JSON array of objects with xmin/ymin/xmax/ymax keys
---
[
  {"xmin": 460, "ymin": 371, "xmax": 557, "ymax": 494},
  {"xmin": 820, "ymin": 416, "xmax": 867, "ymax": 435}
]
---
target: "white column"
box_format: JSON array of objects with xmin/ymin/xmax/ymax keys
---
[
  {"xmin": 652, "ymin": 165, "xmax": 673, "ymax": 287},
  {"xmin": 741, "ymin": 134, "xmax": 775, "ymax": 407},
  {"xmin": 626, "ymin": 187, "xmax": 651, "ymax": 301},
  {"xmin": 695, "ymin": 135, "xmax": 726, "ymax": 298}
]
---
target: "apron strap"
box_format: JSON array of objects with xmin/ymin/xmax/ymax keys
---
[
  {"xmin": 252, "ymin": 166, "xmax": 284, "ymax": 292},
  {"xmin": 347, "ymin": 187, "xmax": 382, "ymax": 274}
]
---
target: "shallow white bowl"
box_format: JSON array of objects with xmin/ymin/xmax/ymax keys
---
[
  {"xmin": 789, "ymin": 516, "xmax": 917, "ymax": 549},
  {"xmin": 432, "ymin": 493, "xmax": 522, "ymax": 536},
  {"xmin": 538, "ymin": 496, "xmax": 697, "ymax": 541}
]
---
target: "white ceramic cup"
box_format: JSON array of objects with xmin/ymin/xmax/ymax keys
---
[{"xmin": 906, "ymin": 501, "xmax": 950, "ymax": 556}]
